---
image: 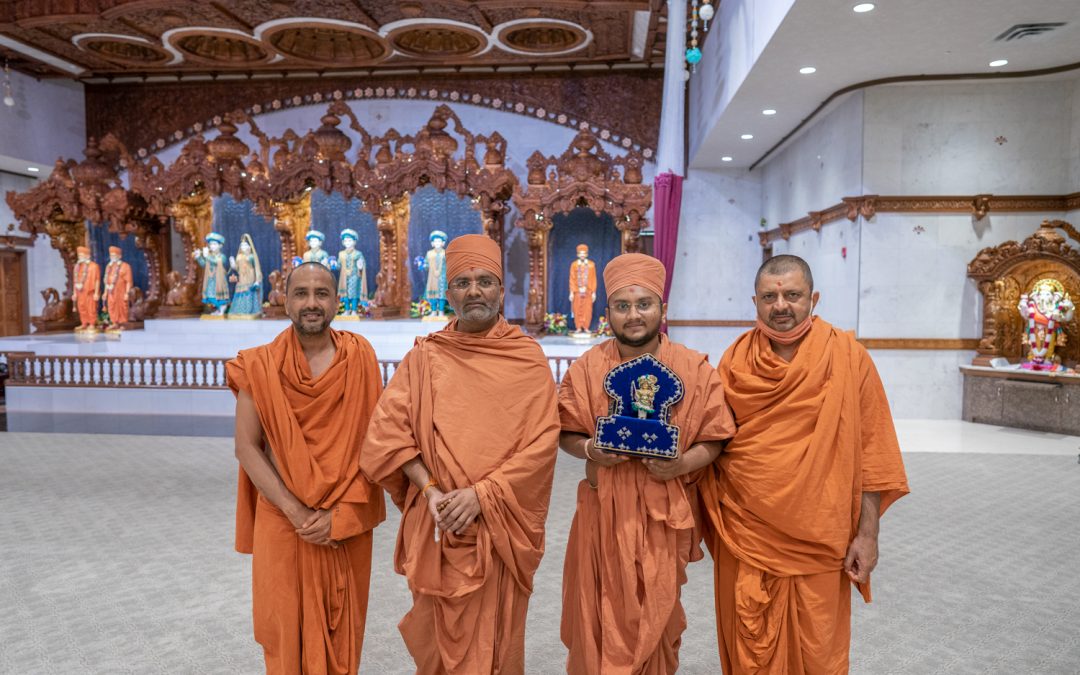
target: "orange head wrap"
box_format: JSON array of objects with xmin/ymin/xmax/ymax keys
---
[
  {"xmin": 76, "ymin": 246, "xmax": 90, "ymax": 257},
  {"xmin": 603, "ymin": 253, "xmax": 666, "ymax": 300},
  {"xmin": 446, "ymin": 234, "xmax": 502, "ymax": 283},
  {"xmin": 576, "ymin": 244, "xmax": 589, "ymax": 255},
  {"xmin": 108, "ymin": 246, "xmax": 122, "ymax": 257}
]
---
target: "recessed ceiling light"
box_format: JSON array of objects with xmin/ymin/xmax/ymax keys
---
[
  {"xmin": 762, "ymin": 109, "xmax": 777, "ymax": 115},
  {"xmin": 989, "ymin": 59, "xmax": 1008, "ymax": 67},
  {"xmin": 27, "ymin": 167, "xmax": 39, "ymax": 173},
  {"xmin": 740, "ymin": 134, "xmax": 754, "ymax": 140},
  {"xmin": 799, "ymin": 66, "xmax": 817, "ymax": 74},
  {"xmin": 721, "ymin": 156, "xmax": 733, "ymax": 162},
  {"xmin": 853, "ymin": 3, "xmax": 875, "ymax": 12}
]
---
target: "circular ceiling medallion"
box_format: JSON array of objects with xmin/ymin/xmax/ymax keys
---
[
  {"xmin": 389, "ymin": 24, "xmax": 487, "ymax": 59},
  {"xmin": 265, "ymin": 24, "xmax": 387, "ymax": 65},
  {"xmin": 173, "ymin": 32, "xmax": 270, "ymax": 65},
  {"xmin": 501, "ymin": 23, "xmax": 587, "ymax": 54},
  {"xmin": 78, "ymin": 36, "xmax": 171, "ymax": 66}
]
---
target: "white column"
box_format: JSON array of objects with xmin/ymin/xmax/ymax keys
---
[{"xmin": 656, "ymin": 0, "xmax": 687, "ymax": 176}]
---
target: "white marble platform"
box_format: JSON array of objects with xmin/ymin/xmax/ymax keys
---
[{"xmin": 0, "ymin": 318, "xmax": 595, "ymax": 361}]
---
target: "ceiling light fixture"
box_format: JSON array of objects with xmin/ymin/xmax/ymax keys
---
[
  {"xmin": 799, "ymin": 66, "xmax": 817, "ymax": 74},
  {"xmin": 740, "ymin": 134, "xmax": 754, "ymax": 140},
  {"xmin": 721, "ymin": 156, "xmax": 733, "ymax": 162},
  {"xmin": 989, "ymin": 59, "xmax": 1008, "ymax": 67},
  {"xmin": 27, "ymin": 167, "xmax": 39, "ymax": 173},
  {"xmin": 762, "ymin": 109, "xmax": 777, "ymax": 115},
  {"xmin": 853, "ymin": 3, "xmax": 875, "ymax": 13}
]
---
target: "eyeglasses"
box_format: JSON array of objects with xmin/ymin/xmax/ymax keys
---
[
  {"xmin": 449, "ymin": 277, "xmax": 500, "ymax": 291},
  {"xmin": 610, "ymin": 300, "xmax": 657, "ymax": 314}
]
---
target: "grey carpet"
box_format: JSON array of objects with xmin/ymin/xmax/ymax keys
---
[{"xmin": 0, "ymin": 433, "xmax": 1077, "ymax": 674}]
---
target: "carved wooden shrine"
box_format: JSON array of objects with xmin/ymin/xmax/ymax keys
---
[
  {"xmin": 967, "ymin": 219, "xmax": 1080, "ymax": 365},
  {"xmin": 5, "ymin": 102, "xmax": 518, "ymax": 325},
  {"xmin": 512, "ymin": 130, "xmax": 652, "ymax": 333}
]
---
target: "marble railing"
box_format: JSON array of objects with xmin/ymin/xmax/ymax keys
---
[{"xmin": 0, "ymin": 352, "xmax": 577, "ymax": 389}]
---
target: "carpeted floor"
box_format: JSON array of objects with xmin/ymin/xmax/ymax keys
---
[{"xmin": 0, "ymin": 430, "xmax": 1077, "ymax": 674}]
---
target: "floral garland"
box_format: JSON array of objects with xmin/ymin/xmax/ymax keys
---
[{"xmin": 1026, "ymin": 298, "xmax": 1059, "ymax": 361}]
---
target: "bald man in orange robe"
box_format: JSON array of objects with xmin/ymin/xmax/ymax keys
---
[
  {"xmin": 559, "ymin": 253, "xmax": 736, "ymax": 674},
  {"xmin": 227, "ymin": 262, "xmax": 385, "ymax": 675},
  {"xmin": 701, "ymin": 254, "xmax": 909, "ymax": 674},
  {"xmin": 361, "ymin": 234, "xmax": 559, "ymax": 674}
]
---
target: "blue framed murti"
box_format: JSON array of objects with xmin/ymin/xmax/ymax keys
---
[{"xmin": 594, "ymin": 354, "xmax": 684, "ymax": 460}]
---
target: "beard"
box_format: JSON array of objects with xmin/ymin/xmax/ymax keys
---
[
  {"xmin": 613, "ymin": 323, "xmax": 660, "ymax": 348},
  {"xmin": 292, "ymin": 309, "xmax": 331, "ymax": 335}
]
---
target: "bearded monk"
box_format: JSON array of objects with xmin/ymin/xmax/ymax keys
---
[
  {"xmin": 361, "ymin": 234, "xmax": 560, "ymax": 674},
  {"xmin": 227, "ymin": 262, "xmax": 385, "ymax": 675},
  {"xmin": 701, "ymin": 254, "xmax": 910, "ymax": 674},
  {"xmin": 559, "ymin": 253, "xmax": 735, "ymax": 674}
]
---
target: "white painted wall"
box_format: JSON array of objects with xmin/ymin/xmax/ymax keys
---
[
  {"xmin": 667, "ymin": 166, "xmax": 762, "ymax": 362},
  {"xmin": 0, "ymin": 70, "xmax": 85, "ymax": 165},
  {"xmin": 863, "ymin": 81, "xmax": 1074, "ymax": 195},
  {"xmin": 761, "ymin": 92, "xmax": 864, "ymax": 227}
]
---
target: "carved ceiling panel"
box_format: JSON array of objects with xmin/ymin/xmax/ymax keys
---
[{"xmin": 0, "ymin": 0, "xmax": 660, "ymax": 78}]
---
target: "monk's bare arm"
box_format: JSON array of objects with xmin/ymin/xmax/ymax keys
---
[
  {"xmin": 234, "ymin": 390, "xmax": 312, "ymax": 528},
  {"xmin": 844, "ymin": 491, "xmax": 881, "ymax": 584},
  {"xmin": 559, "ymin": 431, "xmax": 589, "ymax": 459},
  {"xmin": 400, "ymin": 457, "xmax": 447, "ymax": 526}
]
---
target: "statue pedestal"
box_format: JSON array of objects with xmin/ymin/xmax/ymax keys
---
[{"xmin": 961, "ymin": 365, "xmax": 1080, "ymax": 435}]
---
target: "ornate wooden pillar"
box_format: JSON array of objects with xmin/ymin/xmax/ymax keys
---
[
  {"xmin": 370, "ymin": 195, "xmax": 411, "ymax": 319},
  {"xmin": 161, "ymin": 192, "xmax": 212, "ymax": 317},
  {"xmin": 129, "ymin": 217, "xmax": 168, "ymax": 320},
  {"xmin": 523, "ymin": 216, "xmax": 552, "ymax": 334},
  {"xmin": 31, "ymin": 216, "xmax": 84, "ymax": 331}
]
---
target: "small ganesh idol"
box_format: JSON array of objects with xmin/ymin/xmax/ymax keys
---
[
  {"xmin": 193, "ymin": 232, "xmax": 230, "ymax": 315},
  {"xmin": 337, "ymin": 228, "xmax": 367, "ymax": 316},
  {"xmin": 1018, "ymin": 277, "xmax": 1075, "ymax": 371},
  {"xmin": 227, "ymin": 234, "xmax": 263, "ymax": 319}
]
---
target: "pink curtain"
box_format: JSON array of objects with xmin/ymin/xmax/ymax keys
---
[{"xmin": 653, "ymin": 171, "xmax": 683, "ymax": 330}]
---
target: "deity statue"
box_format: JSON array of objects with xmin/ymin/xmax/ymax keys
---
[
  {"xmin": 1018, "ymin": 277, "xmax": 1075, "ymax": 371},
  {"xmin": 337, "ymin": 228, "xmax": 368, "ymax": 316},
  {"xmin": 73, "ymin": 245, "xmax": 101, "ymax": 332},
  {"xmin": 228, "ymin": 234, "xmax": 263, "ymax": 319},
  {"xmin": 302, "ymin": 229, "xmax": 331, "ymax": 268},
  {"xmin": 101, "ymin": 245, "xmax": 133, "ymax": 332},
  {"xmin": 193, "ymin": 232, "xmax": 230, "ymax": 315},
  {"xmin": 418, "ymin": 230, "xmax": 448, "ymax": 317},
  {"xmin": 568, "ymin": 243, "xmax": 598, "ymax": 335}
]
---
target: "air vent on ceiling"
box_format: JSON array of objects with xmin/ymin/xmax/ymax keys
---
[{"xmin": 995, "ymin": 22, "xmax": 1067, "ymax": 41}]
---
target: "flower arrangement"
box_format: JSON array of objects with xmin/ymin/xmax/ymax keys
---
[
  {"xmin": 544, "ymin": 312, "xmax": 569, "ymax": 335},
  {"xmin": 410, "ymin": 300, "xmax": 432, "ymax": 318},
  {"xmin": 596, "ymin": 315, "xmax": 614, "ymax": 337}
]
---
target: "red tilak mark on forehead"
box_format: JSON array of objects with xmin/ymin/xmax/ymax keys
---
[{"xmin": 775, "ymin": 282, "xmax": 782, "ymax": 287}]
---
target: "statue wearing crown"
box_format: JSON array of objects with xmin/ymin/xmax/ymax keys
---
[
  {"xmin": 337, "ymin": 228, "xmax": 368, "ymax": 317},
  {"xmin": 1018, "ymin": 277, "xmax": 1075, "ymax": 371},
  {"xmin": 193, "ymin": 232, "xmax": 230, "ymax": 316}
]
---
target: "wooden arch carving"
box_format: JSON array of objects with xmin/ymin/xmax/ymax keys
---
[
  {"xmin": 352, "ymin": 104, "xmax": 516, "ymax": 317},
  {"xmin": 967, "ymin": 220, "xmax": 1080, "ymax": 366},
  {"xmin": 511, "ymin": 129, "xmax": 652, "ymax": 333},
  {"xmin": 5, "ymin": 138, "xmax": 170, "ymax": 330}
]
